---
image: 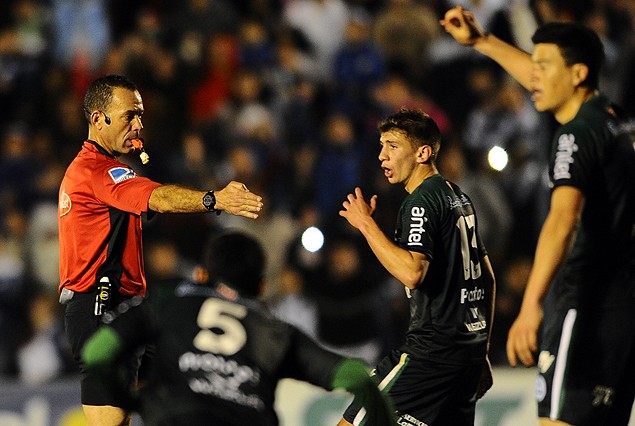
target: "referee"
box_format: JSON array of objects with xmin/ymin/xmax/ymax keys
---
[{"xmin": 58, "ymin": 74, "xmax": 263, "ymax": 426}]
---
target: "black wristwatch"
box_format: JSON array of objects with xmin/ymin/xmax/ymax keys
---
[{"xmin": 202, "ymin": 190, "xmax": 221, "ymax": 215}]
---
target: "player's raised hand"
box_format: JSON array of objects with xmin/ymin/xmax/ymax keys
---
[
  {"xmin": 215, "ymin": 181, "xmax": 263, "ymax": 219},
  {"xmin": 506, "ymin": 304, "xmax": 543, "ymax": 367},
  {"xmin": 440, "ymin": 5, "xmax": 486, "ymax": 46},
  {"xmin": 339, "ymin": 187, "xmax": 377, "ymax": 230}
]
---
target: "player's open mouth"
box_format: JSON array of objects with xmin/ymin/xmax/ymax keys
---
[{"xmin": 382, "ymin": 167, "xmax": 392, "ymax": 178}]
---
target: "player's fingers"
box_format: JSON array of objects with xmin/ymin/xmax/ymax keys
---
[
  {"xmin": 517, "ymin": 332, "xmax": 536, "ymax": 366},
  {"xmin": 506, "ymin": 334, "xmax": 519, "ymax": 367}
]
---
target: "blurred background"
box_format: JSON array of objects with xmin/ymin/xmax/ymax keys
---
[{"xmin": 0, "ymin": 0, "xmax": 634, "ymax": 392}]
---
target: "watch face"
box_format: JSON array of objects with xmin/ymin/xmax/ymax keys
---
[{"xmin": 203, "ymin": 193, "xmax": 213, "ymax": 208}]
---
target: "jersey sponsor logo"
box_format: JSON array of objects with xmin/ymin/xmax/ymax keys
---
[
  {"xmin": 59, "ymin": 189, "xmax": 71, "ymax": 216},
  {"xmin": 397, "ymin": 413, "xmax": 428, "ymax": 426},
  {"xmin": 537, "ymin": 350, "xmax": 555, "ymax": 373},
  {"xmin": 465, "ymin": 320, "xmax": 486, "ymax": 331},
  {"xmin": 446, "ymin": 194, "xmax": 471, "ymax": 209},
  {"xmin": 108, "ymin": 167, "xmax": 137, "ymax": 184},
  {"xmin": 553, "ymin": 133, "xmax": 578, "ymax": 180},
  {"xmin": 407, "ymin": 206, "xmax": 427, "ymax": 246},
  {"xmin": 460, "ymin": 286, "xmax": 485, "ymax": 304},
  {"xmin": 179, "ymin": 351, "xmax": 264, "ymax": 409}
]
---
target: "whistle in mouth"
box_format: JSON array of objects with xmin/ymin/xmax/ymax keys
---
[{"xmin": 131, "ymin": 138, "xmax": 150, "ymax": 164}]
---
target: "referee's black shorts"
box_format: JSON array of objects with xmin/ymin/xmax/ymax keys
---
[
  {"xmin": 63, "ymin": 290, "xmax": 143, "ymax": 406},
  {"xmin": 343, "ymin": 350, "xmax": 485, "ymax": 426}
]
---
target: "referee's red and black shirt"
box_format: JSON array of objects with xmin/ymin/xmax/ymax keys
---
[{"xmin": 58, "ymin": 141, "xmax": 161, "ymax": 297}]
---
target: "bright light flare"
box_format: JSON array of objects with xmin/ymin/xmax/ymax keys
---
[
  {"xmin": 301, "ymin": 226, "xmax": 324, "ymax": 253},
  {"xmin": 488, "ymin": 146, "xmax": 508, "ymax": 171}
]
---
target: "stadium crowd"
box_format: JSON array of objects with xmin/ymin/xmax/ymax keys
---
[{"xmin": 1, "ymin": 0, "xmax": 634, "ymax": 384}]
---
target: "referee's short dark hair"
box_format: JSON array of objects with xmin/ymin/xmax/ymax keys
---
[
  {"xmin": 204, "ymin": 231, "xmax": 265, "ymax": 298},
  {"xmin": 83, "ymin": 74, "xmax": 138, "ymax": 122}
]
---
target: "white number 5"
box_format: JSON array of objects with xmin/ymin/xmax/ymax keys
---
[{"xmin": 193, "ymin": 298, "xmax": 248, "ymax": 355}]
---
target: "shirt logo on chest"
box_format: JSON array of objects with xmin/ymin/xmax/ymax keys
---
[
  {"xmin": 407, "ymin": 206, "xmax": 427, "ymax": 246},
  {"xmin": 59, "ymin": 189, "xmax": 71, "ymax": 216},
  {"xmin": 553, "ymin": 134, "xmax": 578, "ymax": 180}
]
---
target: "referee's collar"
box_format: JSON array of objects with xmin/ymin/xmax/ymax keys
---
[{"xmin": 86, "ymin": 140, "xmax": 117, "ymax": 158}]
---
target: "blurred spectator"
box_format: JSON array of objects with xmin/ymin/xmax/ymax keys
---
[
  {"xmin": 312, "ymin": 112, "xmax": 363, "ymax": 222},
  {"xmin": 306, "ymin": 235, "xmax": 384, "ymax": 366},
  {"xmin": 331, "ymin": 7, "xmax": 386, "ymax": 122},
  {"xmin": 268, "ymin": 265, "xmax": 318, "ymax": 338},
  {"xmin": 283, "ymin": 0, "xmax": 350, "ymax": 83},
  {"xmin": 50, "ymin": 0, "xmax": 111, "ymax": 97},
  {"xmin": 165, "ymin": 129, "xmax": 219, "ymax": 189},
  {"xmin": 188, "ymin": 33, "xmax": 240, "ymax": 127},
  {"xmin": 16, "ymin": 287, "xmax": 72, "ymax": 384},
  {"xmin": 0, "ymin": 206, "xmax": 30, "ymax": 376},
  {"xmin": 238, "ymin": 18, "xmax": 276, "ymax": 72},
  {"xmin": 24, "ymin": 202, "xmax": 59, "ymax": 292},
  {"xmin": 0, "ymin": 124, "xmax": 41, "ymax": 212},
  {"xmin": 373, "ymin": 0, "xmax": 440, "ymax": 86},
  {"xmin": 371, "ymin": 72, "xmax": 452, "ymax": 138}
]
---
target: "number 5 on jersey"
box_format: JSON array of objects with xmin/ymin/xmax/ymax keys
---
[{"xmin": 194, "ymin": 298, "xmax": 248, "ymax": 356}]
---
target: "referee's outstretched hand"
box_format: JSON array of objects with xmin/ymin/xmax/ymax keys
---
[{"xmin": 215, "ymin": 181, "xmax": 264, "ymax": 219}]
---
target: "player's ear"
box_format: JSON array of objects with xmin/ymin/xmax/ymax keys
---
[
  {"xmin": 571, "ymin": 63, "xmax": 589, "ymax": 87},
  {"xmin": 417, "ymin": 144, "xmax": 433, "ymax": 164}
]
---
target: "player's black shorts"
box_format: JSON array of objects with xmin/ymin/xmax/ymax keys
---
[
  {"xmin": 537, "ymin": 306, "xmax": 635, "ymax": 425},
  {"xmin": 343, "ymin": 350, "xmax": 485, "ymax": 426},
  {"xmin": 64, "ymin": 290, "xmax": 143, "ymax": 406}
]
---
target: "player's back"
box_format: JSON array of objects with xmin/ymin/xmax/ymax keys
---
[{"xmin": 139, "ymin": 280, "xmax": 340, "ymax": 426}]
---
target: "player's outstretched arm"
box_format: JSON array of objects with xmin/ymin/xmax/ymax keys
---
[{"xmin": 440, "ymin": 5, "xmax": 534, "ymax": 91}]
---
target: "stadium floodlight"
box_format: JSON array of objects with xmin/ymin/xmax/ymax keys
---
[
  {"xmin": 487, "ymin": 146, "xmax": 508, "ymax": 171},
  {"xmin": 301, "ymin": 226, "xmax": 324, "ymax": 253}
]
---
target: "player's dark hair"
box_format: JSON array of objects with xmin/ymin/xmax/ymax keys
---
[
  {"xmin": 532, "ymin": 22, "xmax": 604, "ymax": 89},
  {"xmin": 83, "ymin": 75, "xmax": 138, "ymax": 122},
  {"xmin": 204, "ymin": 232, "xmax": 265, "ymax": 298},
  {"xmin": 378, "ymin": 108, "xmax": 441, "ymax": 162}
]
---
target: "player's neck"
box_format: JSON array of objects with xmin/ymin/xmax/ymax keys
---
[{"xmin": 405, "ymin": 165, "xmax": 438, "ymax": 193}]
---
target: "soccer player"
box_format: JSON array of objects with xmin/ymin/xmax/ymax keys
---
[
  {"xmin": 337, "ymin": 108, "xmax": 496, "ymax": 426},
  {"xmin": 441, "ymin": 6, "xmax": 635, "ymax": 425},
  {"xmin": 58, "ymin": 74, "xmax": 263, "ymax": 425},
  {"xmin": 81, "ymin": 232, "xmax": 396, "ymax": 426}
]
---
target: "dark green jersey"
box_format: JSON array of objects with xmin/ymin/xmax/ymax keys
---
[
  {"xmin": 394, "ymin": 174, "xmax": 489, "ymax": 364},
  {"xmin": 548, "ymin": 95, "xmax": 635, "ymax": 309},
  {"xmin": 104, "ymin": 281, "xmax": 343, "ymax": 425}
]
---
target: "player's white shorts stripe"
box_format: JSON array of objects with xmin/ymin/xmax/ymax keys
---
[
  {"xmin": 550, "ymin": 308, "xmax": 577, "ymax": 420},
  {"xmin": 352, "ymin": 353, "xmax": 409, "ymax": 425}
]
